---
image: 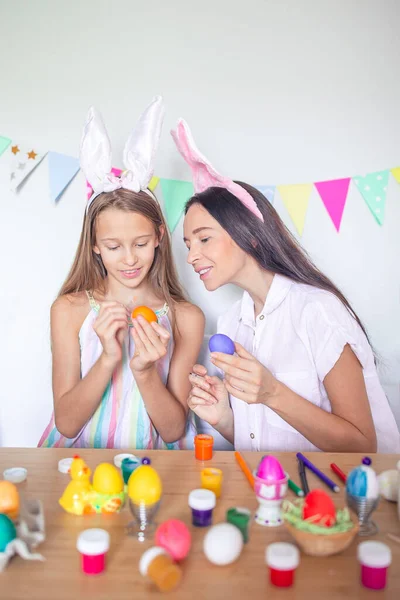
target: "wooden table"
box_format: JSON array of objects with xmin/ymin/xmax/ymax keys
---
[{"xmin": 0, "ymin": 449, "xmax": 399, "ymax": 599}]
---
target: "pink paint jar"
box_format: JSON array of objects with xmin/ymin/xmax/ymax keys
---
[
  {"xmin": 358, "ymin": 541, "xmax": 392, "ymax": 590},
  {"xmin": 77, "ymin": 529, "xmax": 110, "ymax": 575},
  {"xmin": 265, "ymin": 543, "xmax": 300, "ymax": 588}
]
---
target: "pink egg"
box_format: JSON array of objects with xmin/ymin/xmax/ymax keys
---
[
  {"xmin": 256, "ymin": 455, "xmax": 285, "ymax": 482},
  {"xmin": 155, "ymin": 519, "xmax": 191, "ymax": 561}
]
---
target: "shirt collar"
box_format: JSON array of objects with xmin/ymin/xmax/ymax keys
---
[{"xmin": 239, "ymin": 273, "xmax": 293, "ymax": 325}]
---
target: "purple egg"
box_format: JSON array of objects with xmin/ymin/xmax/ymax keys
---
[
  {"xmin": 209, "ymin": 334, "xmax": 235, "ymax": 355},
  {"xmin": 256, "ymin": 455, "xmax": 286, "ymax": 482}
]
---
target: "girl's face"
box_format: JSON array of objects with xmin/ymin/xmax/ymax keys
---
[
  {"xmin": 93, "ymin": 208, "xmax": 161, "ymax": 289},
  {"xmin": 183, "ymin": 203, "xmax": 248, "ymax": 291}
]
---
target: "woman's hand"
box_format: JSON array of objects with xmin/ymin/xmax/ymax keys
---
[
  {"xmin": 129, "ymin": 315, "xmax": 170, "ymax": 374},
  {"xmin": 187, "ymin": 364, "xmax": 231, "ymax": 426},
  {"xmin": 210, "ymin": 342, "xmax": 278, "ymax": 405},
  {"xmin": 93, "ymin": 301, "xmax": 129, "ymax": 366}
]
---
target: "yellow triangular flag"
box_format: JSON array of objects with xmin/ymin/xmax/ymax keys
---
[
  {"xmin": 148, "ymin": 176, "xmax": 160, "ymax": 192},
  {"xmin": 391, "ymin": 167, "xmax": 400, "ymax": 184},
  {"xmin": 277, "ymin": 183, "xmax": 313, "ymax": 236}
]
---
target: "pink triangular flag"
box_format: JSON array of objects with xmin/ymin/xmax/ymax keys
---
[{"xmin": 314, "ymin": 177, "xmax": 350, "ymax": 232}]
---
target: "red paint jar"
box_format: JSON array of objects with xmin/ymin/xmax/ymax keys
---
[
  {"xmin": 266, "ymin": 542, "xmax": 300, "ymax": 588},
  {"xmin": 358, "ymin": 541, "xmax": 392, "ymax": 590},
  {"xmin": 77, "ymin": 529, "xmax": 110, "ymax": 575}
]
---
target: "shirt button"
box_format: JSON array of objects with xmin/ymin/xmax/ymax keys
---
[
  {"xmin": 250, "ymin": 433, "xmax": 255, "ymax": 439},
  {"xmin": 259, "ymin": 315, "xmax": 265, "ymax": 320}
]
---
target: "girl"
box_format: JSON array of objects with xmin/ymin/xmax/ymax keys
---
[
  {"xmin": 172, "ymin": 119, "xmax": 400, "ymax": 453},
  {"xmin": 39, "ymin": 100, "xmax": 204, "ymax": 449}
]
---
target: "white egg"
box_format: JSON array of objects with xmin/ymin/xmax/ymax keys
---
[
  {"xmin": 378, "ymin": 470, "xmax": 399, "ymax": 502},
  {"xmin": 203, "ymin": 523, "xmax": 243, "ymax": 565}
]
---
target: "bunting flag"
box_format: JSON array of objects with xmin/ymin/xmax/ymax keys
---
[
  {"xmin": 86, "ymin": 170, "xmax": 159, "ymax": 200},
  {"xmin": 9, "ymin": 143, "xmax": 47, "ymax": 191},
  {"xmin": 256, "ymin": 185, "xmax": 275, "ymax": 204},
  {"xmin": 47, "ymin": 152, "xmax": 80, "ymax": 203},
  {"xmin": 314, "ymin": 177, "xmax": 351, "ymax": 232},
  {"xmin": 353, "ymin": 169, "xmax": 390, "ymax": 226},
  {"xmin": 160, "ymin": 179, "xmax": 194, "ymax": 232},
  {"xmin": 0, "ymin": 136, "xmax": 11, "ymax": 157},
  {"xmin": 391, "ymin": 167, "xmax": 400, "ymax": 184},
  {"xmin": 277, "ymin": 183, "xmax": 313, "ymax": 236},
  {"xmin": 148, "ymin": 176, "xmax": 159, "ymax": 192}
]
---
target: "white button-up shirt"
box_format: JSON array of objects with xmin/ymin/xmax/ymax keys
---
[{"xmin": 218, "ymin": 274, "xmax": 400, "ymax": 453}]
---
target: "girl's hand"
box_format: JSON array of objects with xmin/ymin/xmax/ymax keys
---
[
  {"xmin": 93, "ymin": 301, "xmax": 129, "ymax": 365},
  {"xmin": 187, "ymin": 364, "xmax": 231, "ymax": 427},
  {"xmin": 210, "ymin": 342, "xmax": 278, "ymax": 406},
  {"xmin": 129, "ymin": 316, "xmax": 170, "ymax": 374}
]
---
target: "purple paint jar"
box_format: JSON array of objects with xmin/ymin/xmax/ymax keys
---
[
  {"xmin": 358, "ymin": 541, "xmax": 392, "ymax": 590},
  {"xmin": 188, "ymin": 489, "xmax": 216, "ymax": 527}
]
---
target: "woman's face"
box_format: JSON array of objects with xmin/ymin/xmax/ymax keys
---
[{"xmin": 183, "ymin": 203, "xmax": 248, "ymax": 291}]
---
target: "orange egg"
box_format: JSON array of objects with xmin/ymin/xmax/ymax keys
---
[
  {"xmin": 131, "ymin": 306, "xmax": 158, "ymax": 323},
  {"xmin": 0, "ymin": 481, "xmax": 20, "ymax": 520}
]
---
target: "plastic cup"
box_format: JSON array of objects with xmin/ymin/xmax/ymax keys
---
[
  {"xmin": 358, "ymin": 541, "xmax": 392, "ymax": 590},
  {"xmin": 194, "ymin": 434, "xmax": 213, "ymax": 461},
  {"xmin": 188, "ymin": 489, "xmax": 216, "ymax": 527},
  {"xmin": 77, "ymin": 529, "xmax": 110, "ymax": 575},
  {"xmin": 139, "ymin": 547, "xmax": 182, "ymax": 592},
  {"xmin": 121, "ymin": 457, "xmax": 140, "ymax": 484},
  {"xmin": 266, "ymin": 543, "xmax": 300, "ymax": 588},
  {"xmin": 201, "ymin": 468, "xmax": 223, "ymax": 498}
]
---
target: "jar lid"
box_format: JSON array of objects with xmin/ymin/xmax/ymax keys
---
[
  {"xmin": 266, "ymin": 543, "xmax": 300, "ymax": 570},
  {"xmin": 139, "ymin": 546, "xmax": 168, "ymax": 576},
  {"xmin": 113, "ymin": 453, "xmax": 138, "ymax": 469},
  {"xmin": 358, "ymin": 541, "xmax": 392, "ymax": 568},
  {"xmin": 194, "ymin": 434, "xmax": 213, "ymax": 446},
  {"xmin": 58, "ymin": 458, "xmax": 73, "ymax": 473},
  {"xmin": 77, "ymin": 529, "xmax": 110, "ymax": 556},
  {"xmin": 3, "ymin": 467, "xmax": 27, "ymax": 483},
  {"xmin": 188, "ymin": 489, "xmax": 216, "ymax": 510}
]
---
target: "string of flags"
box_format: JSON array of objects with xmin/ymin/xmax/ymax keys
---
[{"xmin": 0, "ymin": 134, "xmax": 399, "ymax": 235}]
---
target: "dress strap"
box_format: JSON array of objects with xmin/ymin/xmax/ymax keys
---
[
  {"xmin": 86, "ymin": 290, "xmax": 100, "ymax": 313},
  {"xmin": 156, "ymin": 303, "xmax": 169, "ymax": 317}
]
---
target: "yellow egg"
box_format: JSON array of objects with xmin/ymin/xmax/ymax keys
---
[
  {"xmin": 128, "ymin": 465, "xmax": 162, "ymax": 505},
  {"xmin": 92, "ymin": 463, "xmax": 124, "ymax": 495}
]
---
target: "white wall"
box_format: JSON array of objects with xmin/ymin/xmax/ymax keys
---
[{"xmin": 0, "ymin": 0, "xmax": 399, "ymax": 447}]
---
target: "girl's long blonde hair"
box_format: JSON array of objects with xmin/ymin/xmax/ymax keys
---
[{"xmin": 59, "ymin": 189, "xmax": 187, "ymax": 308}]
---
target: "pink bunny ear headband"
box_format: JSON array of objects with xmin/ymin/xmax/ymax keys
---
[
  {"xmin": 80, "ymin": 96, "xmax": 165, "ymax": 210},
  {"xmin": 170, "ymin": 119, "xmax": 264, "ymax": 221}
]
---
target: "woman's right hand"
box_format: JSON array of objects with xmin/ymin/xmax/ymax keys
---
[
  {"xmin": 188, "ymin": 364, "xmax": 231, "ymax": 427},
  {"xmin": 93, "ymin": 301, "xmax": 129, "ymax": 366}
]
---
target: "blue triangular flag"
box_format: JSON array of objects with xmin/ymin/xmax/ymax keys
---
[{"xmin": 48, "ymin": 151, "xmax": 80, "ymax": 203}]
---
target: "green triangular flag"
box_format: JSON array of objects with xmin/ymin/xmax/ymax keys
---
[
  {"xmin": 0, "ymin": 136, "xmax": 11, "ymax": 157},
  {"xmin": 160, "ymin": 179, "xmax": 194, "ymax": 232}
]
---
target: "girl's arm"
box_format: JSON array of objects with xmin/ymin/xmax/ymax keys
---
[
  {"xmin": 52, "ymin": 295, "xmax": 128, "ymax": 438},
  {"xmin": 212, "ymin": 343, "xmax": 377, "ymax": 452},
  {"xmin": 131, "ymin": 303, "xmax": 205, "ymax": 443}
]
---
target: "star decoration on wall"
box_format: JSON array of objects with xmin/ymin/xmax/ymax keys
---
[
  {"xmin": 11, "ymin": 145, "xmax": 20, "ymax": 155},
  {"xmin": 27, "ymin": 150, "xmax": 37, "ymax": 160}
]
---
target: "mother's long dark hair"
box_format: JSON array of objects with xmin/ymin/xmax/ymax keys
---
[{"xmin": 185, "ymin": 182, "xmax": 371, "ymax": 344}]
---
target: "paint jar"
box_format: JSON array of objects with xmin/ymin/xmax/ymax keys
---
[
  {"xmin": 226, "ymin": 507, "xmax": 251, "ymax": 543},
  {"xmin": 188, "ymin": 489, "xmax": 216, "ymax": 527},
  {"xmin": 121, "ymin": 457, "xmax": 140, "ymax": 484},
  {"xmin": 139, "ymin": 547, "xmax": 182, "ymax": 592},
  {"xmin": 77, "ymin": 529, "xmax": 110, "ymax": 575},
  {"xmin": 194, "ymin": 434, "xmax": 213, "ymax": 461},
  {"xmin": 358, "ymin": 541, "xmax": 392, "ymax": 590},
  {"xmin": 265, "ymin": 542, "xmax": 300, "ymax": 588},
  {"xmin": 201, "ymin": 468, "xmax": 223, "ymax": 498}
]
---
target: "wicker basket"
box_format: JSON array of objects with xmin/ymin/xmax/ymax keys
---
[{"xmin": 284, "ymin": 518, "xmax": 359, "ymax": 557}]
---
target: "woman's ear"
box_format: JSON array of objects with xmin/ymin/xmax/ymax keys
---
[
  {"xmin": 156, "ymin": 225, "xmax": 165, "ymax": 247},
  {"xmin": 93, "ymin": 245, "xmax": 101, "ymax": 255}
]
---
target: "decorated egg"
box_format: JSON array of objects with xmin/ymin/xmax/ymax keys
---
[
  {"xmin": 256, "ymin": 455, "xmax": 286, "ymax": 482},
  {"xmin": 155, "ymin": 519, "xmax": 192, "ymax": 561},
  {"xmin": 128, "ymin": 465, "xmax": 162, "ymax": 505},
  {"xmin": 0, "ymin": 480, "xmax": 20, "ymax": 520},
  {"xmin": 209, "ymin": 334, "xmax": 235, "ymax": 355},
  {"xmin": 0, "ymin": 514, "xmax": 17, "ymax": 552},
  {"xmin": 377, "ymin": 469, "xmax": 399, "ymax": 502},
  {"xmin": 132, "ymin": 306, "xmax": 158, "ymax": 323},
  {"xmin": 203, "ymin": 523, "xmax": 243, "ymax": 565},
  {"xmin": 92, "ymin": 463, "xmax": 124, "ymax": 495},
  {"xmin": 302, "ymin": 489, "xmax": 336, "ymax": 527},
  {"xmin": 346, "ymin": 465, "xmax": 379, "ymax": 499}
]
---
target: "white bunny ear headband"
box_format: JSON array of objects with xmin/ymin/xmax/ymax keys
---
[
  {"xmin": 170, "ymin": 119, "xmax": 264, "ymax": 221},
  {"xmin": 80, "ymin": 96, "xmax": 165, "ymax": 209}
]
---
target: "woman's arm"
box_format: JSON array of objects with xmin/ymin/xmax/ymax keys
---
[
  {"xmin": 52, "ymin": 295, "xmax": 128, "ymax": 438},
  {"xmin": 131, "ymin": 303, "xmax": 205, "ymax": 443},
  {"xmin": 212, "ymin": 343, "xmax": 377, "ymax": 452}
]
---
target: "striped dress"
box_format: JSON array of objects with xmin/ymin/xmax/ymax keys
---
[{"xmin": 38, "ymin": 292, "xmax": 196, "ymax": 449}]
